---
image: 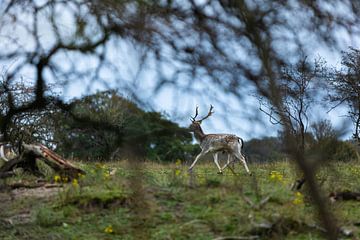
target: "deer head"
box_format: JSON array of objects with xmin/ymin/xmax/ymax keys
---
[{"xmin": 189, "ymin": 105, "xmax": 214, "ymax": 131}]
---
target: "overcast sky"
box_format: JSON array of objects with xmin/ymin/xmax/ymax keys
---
[{"xmin": 62, "ymin": 39, "xmax": 356, "ymax": 141}]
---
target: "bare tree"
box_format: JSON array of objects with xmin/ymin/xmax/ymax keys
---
[
  {"xmin": 259, "ymin": 58, "xmax": 326, "ymax": 152},
  {"xmin": 311, "ymin": 119, "xmax": 337, "ymax": 142},
  {"xmin": 257, "ymin": 57, "xmax": 339, "ymax": 237},
  {"xmin": 328, "ymin": 47, "xmax": 360, "ymax": 142}
]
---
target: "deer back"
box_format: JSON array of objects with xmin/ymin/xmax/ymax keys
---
[{"xmin": 200, "ymin": 134, "xmax": 241, "ymax": 152}]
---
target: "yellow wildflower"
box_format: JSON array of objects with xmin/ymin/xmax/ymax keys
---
[
  {"xmin": 103, "ymin": 172, "xmax": 110, "ymax": 179},
  {"xmin": 175, "ymin": 159, "xmax": 182, "ymax": 166},
  {"xmin": 175, "ymin": 169, "xmax": 181, "ymax": 176},
  {"xmin": 54, "ymin": 175, "xmax": 61, "ymax": 183},
  {"xmin": 270, "ymin": 171, "xmax": 283, "ymax": 182},
  {"xmin": 95, "ymin": 163, "xmax": 105, "ymax": 169},
  {"xmin": 78, "ymin": 173, "xmax": 85, "ymax": 179},
  {"xmin": 62, "ymin": 176, "xmax": 68, "ymax": 183},
  {"xmin": 350, "ymin": 167, "xmax": 360, "ymax": 176},
  {"xmin": 295, "ymin": 191, "xmax": 302, "ymax": 197},
  {"xmin": 292, "ymin": 191, "xmax": 304, "ymax": 205},
  {"xmin": 293, "ymin": 198, "xmax": 304, "ymax": 205},
  {"xmin": 72, "ymin": 178, "xmax": 79, "ymax": 187},
  {"xmin": 104, "ymin": 225, "xmax": 113, "ymax": 234}
]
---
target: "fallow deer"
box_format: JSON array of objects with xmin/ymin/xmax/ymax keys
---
[{"xmin": 188, "ymin": 105, "xmax": 251, "ymax": 175}]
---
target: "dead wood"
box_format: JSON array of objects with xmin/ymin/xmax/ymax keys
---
[
  {"xmin": 9, "ymin": 182, "xmax": 62, "ymax": 189},
  {"xmin": 0, "ymin": 153, "xmax": 43, "ymax": 177},
  {"xmin": 329, "ymin": 191, "xmax": 360, "ymax": 202},
  {"xmin": 0, "ymin": 171, "xmax": 15, "ymax": 178},
  {"xmin": 22, "ymin": 143, "xmax": 85, "ymax": 177},
  {"xmin": 0, "ymin": 142, "xmax": 85, "ymax": 179}
]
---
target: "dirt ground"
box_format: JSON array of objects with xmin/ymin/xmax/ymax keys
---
[{"xmin": 0, "ymin": 184, "xmax": 61, "ymax": 227}]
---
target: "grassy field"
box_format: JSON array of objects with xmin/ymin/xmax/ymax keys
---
[{"xmin": 1, "ymin": 159, "xmax": 360, "ymax": 240}]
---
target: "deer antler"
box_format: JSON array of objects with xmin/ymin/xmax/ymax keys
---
[
  {"xmin": 198, "ymin": 105, "xmax": 214, "ymax": 122},
  {"xmin": 191, "ymin": 106, "xmax": 199, "ymax": 122}
]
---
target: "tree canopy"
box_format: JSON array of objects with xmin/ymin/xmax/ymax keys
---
[{"xmin": 53, "ymin": 90, "xmax": 197, "ymax": 161}]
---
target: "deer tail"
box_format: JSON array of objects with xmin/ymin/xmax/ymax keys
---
[{"xmin": 238, "ymin": 137, "xmax": 244, "ymax": 150}]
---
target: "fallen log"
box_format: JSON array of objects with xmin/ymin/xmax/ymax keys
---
[
  {"xmin": 9, "ymin": 182, "xmax": 63, "ymax": 189},
  {"xmin": 22, "ymin": 143, "xmax": 85, "ymax": 177},
  {"xmin": 0, "ymin": 153, "xmax": 43, "ymax": 177},
  {"xmin": 0, "ymin": 171, "xmax": 15, "ymax": 178},
  {"xmin": 329, "ymin": 191, "xmax": 360, "ymax": 202},
  {"xmin": 0, "ymin": 143, "xmax": 85, "ymax": 179}
]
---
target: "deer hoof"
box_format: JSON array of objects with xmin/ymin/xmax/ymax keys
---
[{"xmin": 217, "ymin": 171, "xmax": 223, "ymax": 175}]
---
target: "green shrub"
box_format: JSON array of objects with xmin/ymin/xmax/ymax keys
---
[
  {"xmin": 309, "ymin": 138, "xmax": 359, "ymax": 162},
  {"xmin": 53, "ymin": 91, "xmax": 196, "ymax": 162},
  {"xmin": 332, "ymin": 141, "xmax": 359, "ymax": 162}
]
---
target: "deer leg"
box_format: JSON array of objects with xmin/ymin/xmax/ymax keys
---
[
  {"xmin": 189, "ymin": 150, "xmax": 206, "ymax": 171},
  {"xmin": 234, "ymin": 152, "xmax": 251, "ymax": 175},
  {"xmin": 231, "ymin": 158, "xmax": 235, "ymax": 169},
  {"xmin": 213, "ymin": 152, "xmax": 222, "ymax": 174},
  {"xmin": 221, "ymin": 154, "xmax": 233, "ymax": 171}
]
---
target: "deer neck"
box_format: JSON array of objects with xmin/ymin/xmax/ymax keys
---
[{"xmin": 193, "ymin": 125, "xmax": 206, "ymax": 143}]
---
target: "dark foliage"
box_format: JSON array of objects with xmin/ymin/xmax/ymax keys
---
[
  {"xmin": 244, "ymin": 137, "xmax": 285, "ymax": 163},
  {"xmin": 0, "ymin": 77, "xmax": 60, "ymax": 147},
  {"xmin": 53, "ymin": 91, "xmax": 195, "ymax": 161}
]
